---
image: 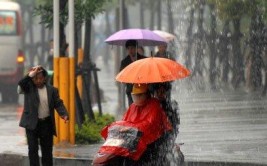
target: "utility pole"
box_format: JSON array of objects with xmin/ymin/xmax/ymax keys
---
[
  {"xmin": 68, "ymin": 0, "xmax": 75, "ymax": 145},
  {"xmin": 53, "ymin": 0, "xmax": 60, "ymax": 144},
  {"xmin": 53, "ymin": 0, "xmax": 75, "ymax": 145}
]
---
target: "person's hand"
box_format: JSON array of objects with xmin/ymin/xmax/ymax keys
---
[
  {"xmin": 62, "ymin": 116, "xmax": 69, "ymax": 123},
  {"xmin": 28, "ymin": 65, "xmax": 43, "ymax": 77}
]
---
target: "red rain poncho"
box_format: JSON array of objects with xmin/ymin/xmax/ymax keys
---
[{"xmin": 99, "ymin": 98, "xmax": 172, "ymax": 161}]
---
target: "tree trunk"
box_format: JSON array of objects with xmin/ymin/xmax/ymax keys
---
[
  {"xmin": 139, "ymin": 1, "xmax": 145, "ymax": 28},
  {"xmin": 84, "ymin": 19, "xmax": 91, "ymax": 62},
  {"xmin": 82, "ymin": 18, "xmax": 95, "ymax": 121},
  {"xmin": 157, "ymin": 0, "xmax": 161, "ymax": 30},
  {"xmin": 167, "ymin": 0, "xmax": 174, "ymax": 34},
  {"xmin": 220, "ymin": 21, "xmax": 231, "ymax": 83},
  {"xmin": 208, "ymin": 4, "xmax": 217, "ymax": 89},
  {"xmin": 75, "ymin": 23, "xmax": 82, "ymax": 61},
  {"xmin": 149, "ymin": 0, "xmax": 155, "ymax": 30},
  {"xmin": 74, "ymin": 23, "xmax": 84, "ymax": 125},
  {"xmin": 185, "ymin": 9, "xmax": 194, "ymax": 69},
  {"xmin": 123, "ymin": 6, "xmax": 129, "ymax": 28},
  {"xmin": 248, "ymin": 12, "xmax": 264, "ymax": 90},
  {"xmin": 104, "ymin": 11, "xmax": 112, "ymax": 67},
  {"xmin": 262, "ymin": 27, "xmax": 267, "ymax": 96},
  {"xmin": 194, "ymin": 3, "xmax": 205, "ymax": 77},
  {"xmin": 231, "ymin": 19, "xmax": 244, "ymax": 89},
  {"xmin": 40, "ymin": 24, "xmax": 46, "ymax": 64}
]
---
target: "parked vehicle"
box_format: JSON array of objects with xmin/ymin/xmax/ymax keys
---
[{"xmin": 0, "ymin": 1, "xmax": 24, "ymax": 103}]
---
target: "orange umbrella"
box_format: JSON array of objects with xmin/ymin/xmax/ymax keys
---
[{"xmin": 116, "ymin": 57, "xmax": 190, "ymax": 83}]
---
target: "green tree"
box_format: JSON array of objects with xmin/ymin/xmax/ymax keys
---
[
  {"xmin": 212, "ymin": 0, "xmax": 250, "ymax": 88},
  {"xmin": 34, "ymin": 0, "xmax": 109, "ymax": 122},
  {"xmin": 211, "ymin": 0, "xmax": 267, "ymax": 90},
  {"xmin": 244, "ymin": 0, "xmax": 267, "ymax": 91}
]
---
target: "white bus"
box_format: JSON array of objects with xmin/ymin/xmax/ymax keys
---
[{"xmin": 0, "ymin": 1, "xmax": 24, "ymax": 103}]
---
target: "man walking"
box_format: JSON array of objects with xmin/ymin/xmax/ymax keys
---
[{"xmin": 18, "ymin": 65, "xmax": 69, "ymax": 166}]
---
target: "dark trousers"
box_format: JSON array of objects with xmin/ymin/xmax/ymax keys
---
[{"xmin": 26, "ymin": 118, "xmax": 53, "ymax": 166}]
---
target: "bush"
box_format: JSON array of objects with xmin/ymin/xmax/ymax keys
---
[{"xmin": 75, "ymin": 113, "xmax": 115, "ymax": 144}]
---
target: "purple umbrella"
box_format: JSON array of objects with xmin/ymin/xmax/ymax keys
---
[{"xmin": 105, "ymin": 28, "xmax": 167, "ymax": 46}]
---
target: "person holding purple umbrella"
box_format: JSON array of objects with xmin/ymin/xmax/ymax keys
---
[{"xmin": 119, "ymin": 40, "xmax": 147, "ymax": 106}]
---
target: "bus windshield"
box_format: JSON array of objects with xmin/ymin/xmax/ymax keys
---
[{"xmin": 0, "ymin": 11, "xmax": 17, "ymax": 35}]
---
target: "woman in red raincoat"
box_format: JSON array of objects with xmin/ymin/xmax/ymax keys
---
[{"xmin": 93, "ymin": 84, "xmax": 172, "ymax": 166}]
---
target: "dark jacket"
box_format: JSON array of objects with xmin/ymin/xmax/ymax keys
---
[
  {"xmin": 119, "ymin": 53, "xmax": 146, "ymax": 71},
  {"xmin": 155, "ymin": 51, "xmax": 175, "ymax": 61},
  {"xmin": 18, "ymin": 75, "xmax": 68, "ymax": 136},
  {"xmin": 120, "ymin": 53, "xmax": 146, "ymax": 94}
]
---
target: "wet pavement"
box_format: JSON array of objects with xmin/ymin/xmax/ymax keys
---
[
  {"xmin": 0, "ymin": 59, "xmax": 267, "ymax": 165},
  {"xmin": 175, "ymin": 87, "xmax": 267, "ymax": 165}
]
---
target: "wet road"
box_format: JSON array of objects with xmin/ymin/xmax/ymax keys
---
[
  {"xmin": 174, "ymin": 87, "xmax": 267, "ymax": 165},
  {"xmin": 0, "ymin": 101, "xmax": 27, "ymax": 155}
]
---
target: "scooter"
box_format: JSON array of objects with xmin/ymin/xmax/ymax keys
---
[{"xmin": 92, "ymin": 124, "xmax": 143, "ymax": 166}]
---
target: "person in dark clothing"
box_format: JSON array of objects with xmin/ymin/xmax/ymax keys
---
[
  {"xmin": 17, "ymin": 65, "xmax": 69, "ymax": 166},
  {"xmin": 138, "ymin": 83, "xmax": 184, "ymax": 166},
  {"xmin": 137, "ymin": 46, "xmax": 145, "ymax": 56},
  {"xmin": 154, "ymin": 43, "xmax": 175, "ymax": 100},
  {"xmin": 119, "ymin": 40, "xmax": 146, "ymax": 106},
  {"xmin": 155, "ymin": 44, "xmax": 175, "ymax": 61}
]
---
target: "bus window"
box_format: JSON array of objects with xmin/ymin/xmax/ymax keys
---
[{"xmin": 0, "ymin": 11, "xmax": 17, "ymax": 35}]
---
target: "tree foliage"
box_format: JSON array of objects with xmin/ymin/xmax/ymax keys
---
[
  {"xmin": 33, "ymin": 0, "xmax": 109, "ymax": 28},
  {"xmin": 208, "ymin": 0, "xmax": 267, "ymax": 21},
  {"xmin": 75, "ymin": 113, "xmax": 115, "ymax": 144}
]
